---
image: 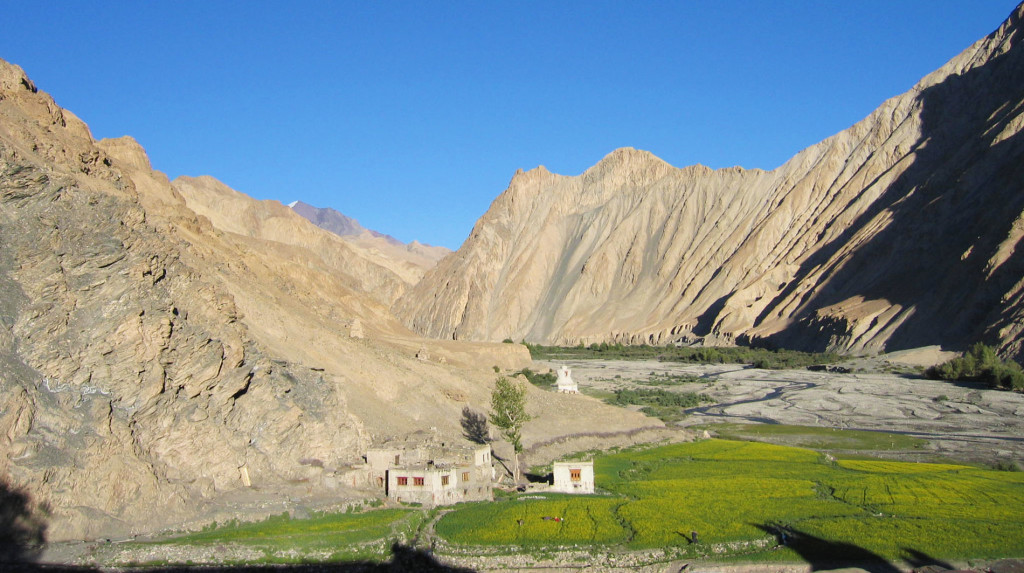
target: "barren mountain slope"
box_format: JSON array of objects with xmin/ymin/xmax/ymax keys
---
[
  {"xmin": 0, "ymin": 60, "xmax": 655, "ymax": 542},
  {"xmin": 172, "ymin": 175, "xmax": 425, "ymax": 303},
  {"xmin": 396, "ymin": 4, "xmax": 1024, "ymax": 361}
]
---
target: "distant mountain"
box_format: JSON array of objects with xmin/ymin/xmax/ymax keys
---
[
  {"xmin": 289, "ymin": 200, "xmax": 450, "ymax": 268},
  {"xmin": 396, "ymin": 3, "xmax": 1024, "ymax": 362},
  {"xmin": 289, "ymin": 200, "xmax": 400, "ymax": 245}
]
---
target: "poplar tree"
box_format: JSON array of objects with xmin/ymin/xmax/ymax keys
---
[{"xmin": 489, "ymin": 376, "xmax": 531, "ymax": 483}]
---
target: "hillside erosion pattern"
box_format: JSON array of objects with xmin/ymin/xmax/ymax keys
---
[{"xmin": 395, "ymin": 4, "xmax": 1024, "ymax": 362}]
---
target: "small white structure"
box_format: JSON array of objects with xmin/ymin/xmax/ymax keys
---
[
  {"xmin": 555, "ymin": 365, "xmax": 578, "ymax": 393},
  {"xmin": 552, "ymin": 461, "xmax": 594, "ymax": 494}
]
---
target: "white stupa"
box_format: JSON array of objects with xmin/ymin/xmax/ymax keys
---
[{"xmin": 555, "ymin": 365, "xmax": 579, "ymax": 394}]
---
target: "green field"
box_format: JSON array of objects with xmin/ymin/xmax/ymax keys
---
[
  {"xmin": 131, "ymin": 508, "xmax": 420, "ymax": 564},
  {"xmin": 436, "ymin": 440, "xmax": 1024, "ymax": 562},
  {"xmin": 700, "ymin": 422, "xmax": 929, "ymax": 452}
]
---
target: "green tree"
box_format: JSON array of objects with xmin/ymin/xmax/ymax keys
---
[{"xmin": 489, "ymin": 376, "xmax": 532, "ymax": 483}]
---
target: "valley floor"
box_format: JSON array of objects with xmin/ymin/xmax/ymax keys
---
[
  {"xmin": 539, "ymin": 355, "xmax": 1024, "ymax": 465},
  {"xmin": 34, "ymin": 355, "xmax": 1024, "ymax": 571}
]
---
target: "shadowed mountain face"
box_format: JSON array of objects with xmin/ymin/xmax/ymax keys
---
[{"xmin": 395, "ymin": 4, "xmax": 1024, "ymax": 362}]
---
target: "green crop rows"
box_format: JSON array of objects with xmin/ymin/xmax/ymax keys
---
[{"xmin": 436, "ymin": 440, "xmax": 1024, "ymax": 561}]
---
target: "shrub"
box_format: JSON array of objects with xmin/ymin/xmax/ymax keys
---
[{"xmin": 514, "ymin": 368, "xmax": 557, "ymax": 388}]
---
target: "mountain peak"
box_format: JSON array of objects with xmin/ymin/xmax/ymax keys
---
[{"xmin": 581, "ymin": 147, "xmax": 676, "ymax": 184}]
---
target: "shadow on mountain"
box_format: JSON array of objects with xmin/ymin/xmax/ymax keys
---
[
  {"xmin": 8, "ymin": 543, "xmax": 475, "ymax": 572},
  {"xmin": 759, "ymin": 8, "xmax": 1024, "ymax": 358},
  {"xmin": 755, "ymin": 523, "xmax": 900, "ymax": 573},
  {"xmin": 0, "ymin": 479, "xmax": 47, "ymax": 566}
]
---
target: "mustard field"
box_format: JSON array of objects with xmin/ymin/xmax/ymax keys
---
[{"xmin": 435, "ymin": 440, "xmax": 1024, "ymax": 561}]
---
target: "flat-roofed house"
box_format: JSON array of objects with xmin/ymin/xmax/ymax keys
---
[
  {"xmin": 552, "ymin": 461, "xmax": 594, "ymax": 494},
  {"xmin": 365, "ymin": 433, "xmax": 494, "ymax": 506}
]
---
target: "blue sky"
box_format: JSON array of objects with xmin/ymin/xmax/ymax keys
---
[{"xmin": 2, "ymin": 2, "xmax": 1018, "ymax": 249}]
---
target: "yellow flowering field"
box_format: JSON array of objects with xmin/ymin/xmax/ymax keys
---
[
  {"xmin": 434, "ymin": 495, "xmax": 626, "ymax": 546},
  {"xmin": 435, "ymin": 440, "xmax": 1024, "ymax": 560}
]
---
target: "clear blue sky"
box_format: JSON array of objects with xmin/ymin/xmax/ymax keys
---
[{"xmin": 2, "ymin": 1, "xmax": 1019, "ymax": 249}]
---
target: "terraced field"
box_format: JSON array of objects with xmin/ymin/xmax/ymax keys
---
[{"xmin": 436, "ymin": 439, "xmax": 1024, "ymax": 562}]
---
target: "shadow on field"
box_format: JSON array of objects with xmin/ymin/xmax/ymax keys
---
[
  {"xmin": 902, "ymin": 547, "xmax": 955, "ymax": 571},
  {"xmin": 755, "ymin": 523, "xmax": 901, "ymax": 573},
  {"xmin": 2, "ymin": 542, "xmax": 476, "ymax": 573}
]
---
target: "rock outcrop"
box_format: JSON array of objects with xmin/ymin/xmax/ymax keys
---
[
  {"xmin": 0, "ymin": 58, "xmax": 656, "ymax": 541},
  {"xmin": 395, "ymin": 4, "xmax": 1024, "ymax": 362}
]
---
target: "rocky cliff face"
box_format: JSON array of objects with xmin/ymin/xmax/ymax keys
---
[
  {"xmin": 396, "ymin": 4, "xmax": 1024, "ymax": 361},
  {"xmin": 0, "ymin": 58, "xmax": 659, "ymax": 542}
]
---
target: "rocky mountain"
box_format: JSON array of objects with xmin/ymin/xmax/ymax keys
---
[
  {"xmin": 288, "ymin": 200, "xmax": 451, "ymax": 273},
  {"xmin": 171, "ymin": 176, "xmax": 423, "ymax": 301},
  {"xmin": 0, "ymin": 59, "xmax": 656, "ymax": 542},
  {"xmin": 396, "ymin": 4, "xmax": 1024, "ymax": 362}
]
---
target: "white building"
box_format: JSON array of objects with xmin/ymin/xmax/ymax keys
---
[
  {"xmin": 552, "ymin": 461, "xmax": 594, "ymax": 494},
  {"xmin": 555, "ymin": 365, "xmax": 579, "ymax": 393}
]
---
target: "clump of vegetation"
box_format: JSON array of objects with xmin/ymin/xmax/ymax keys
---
[
  {"xmin": 926, "ymin": 343, "xmax": 1024, "ymax": 390},
  {"xmin": 513, "ymin": 368, "xmax": 557, "ymax": 388},
  {"xmin": 636, "ymin": 372, "xmax": 705, "ymax": 386},
  {"xmin": 605, "ymin": 388, "xmax": 714, "ymax": 423},
  {"xmin": 525, "ymin": 342, "xmax": 840, "ymax": 369},
  {"xmin": 608, "ymin": 388, "xmax": 713, "ymax": 409}
]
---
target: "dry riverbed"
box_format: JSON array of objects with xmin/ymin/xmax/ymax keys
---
[{"xmin": 538, "ymin": 352, "xmax": 1024, "ymax": 466}]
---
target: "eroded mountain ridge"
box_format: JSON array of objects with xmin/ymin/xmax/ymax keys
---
[{"xmin": 396, "ymin": 4, "xmax": 1024, "ymax": 362}]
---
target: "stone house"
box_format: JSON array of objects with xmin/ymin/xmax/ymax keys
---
[
  {"xmin": 363, "ymin": 433, "xmax": 494, "ymax": 506},
  {"xmin": 551, "ymin": 460, "xmax": 594, "ymax": 494}
]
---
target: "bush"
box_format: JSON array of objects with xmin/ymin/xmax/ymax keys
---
[{"xmin": 514, "ymin": 368, "xmax": 556, "ymax": 388}]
